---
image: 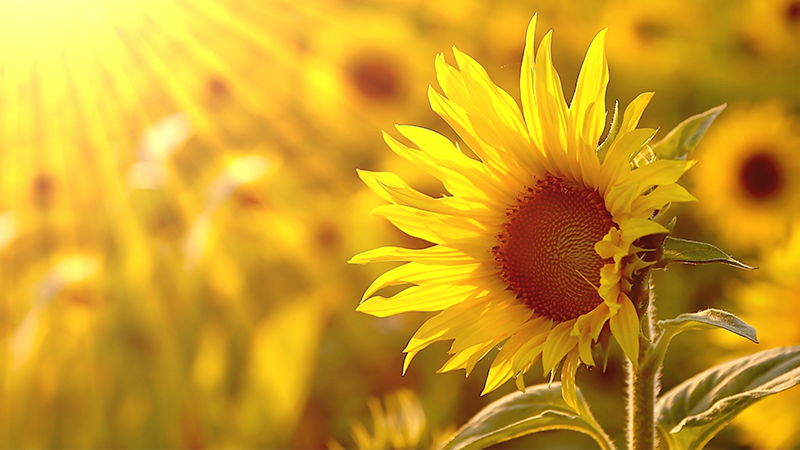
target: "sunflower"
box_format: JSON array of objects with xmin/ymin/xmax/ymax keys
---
[
  {"xmin": 733, "ymin": 0, "xmax": 800, "ymax": 63},
  {"xmin": 328, "ymin": 387, "xmax": 459, "ymax": 450},
  {"xmin": 690, "ymin": 102, "xmax": 800, "ymax": 253},
  {"xmin": 351, "ymin": 15, "xmax": 696, "ymax": 406},
  {"xmin": 329, "ymin": 389, "xmax": 431, "ymax": 450},
  {"xmin": 709, "ymin": 225, "xmax": 800, "ymax": 448},
  {"xmin": 300, "ymin": 8, "xmax": 435, "ymax": 148},
  {"xmin": 601, "ymin": 0, "xmax": 708, "ymax": 82}
]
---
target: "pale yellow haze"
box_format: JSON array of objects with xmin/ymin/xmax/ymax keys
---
[{"xmin": 0, "ymin": 1, "xmax": 150, "ymax": 64}]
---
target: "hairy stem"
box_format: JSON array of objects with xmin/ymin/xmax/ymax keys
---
[
  {"xmin": 626, "ymin": 274, "xmax": 661, "ymax": 450},
  {"xmin": 628, "ymin": 338, "xmax": 656, "ymax": 450}
]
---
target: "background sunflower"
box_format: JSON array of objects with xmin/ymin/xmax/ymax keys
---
[
  {"xmin": 0, "ymin": 0, "xmax": 798, "ymax": 448},
  {"xmin": 689, "ymin": 103, "xmax": 800, "ymax": 254}
]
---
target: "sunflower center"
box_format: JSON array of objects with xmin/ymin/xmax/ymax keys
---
[
  {"xmin": 787, "ymin": 1, "xmax": 800, "ymax": 23},
  {"xmin": 347, "ymin": 56, "xmax": 400, "ymax": 101},
  {"xmin": 739, "ymin": 151, "xmax": 783, "ymax": 199},
  {"xmin": 206, "ymin": 76, "xmax": 228, "ymax": 97},
  {"xmin": 493, "ymin": 176, "xmax": 615, "ymax": 322},
  {"xmin": 633, "ymin": 19, "xmax": 668, "ymax": 44}
]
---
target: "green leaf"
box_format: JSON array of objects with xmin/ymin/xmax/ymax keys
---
[
  {"xmin": 658, "ymin": 309, "xmax": 758, "ymax": 345},
  {"xmin": 656, "ymin": 346, "xmax": 800, "ymax": 450},
  {"xmin": 645, "ymin": 310, "xmax": 758, "ymax": 390},
  {"xmin": 440, "ymin": 382, "xmax": 614, "ymax": 450},
  {"xmin": 655, "ymin": 236, "xmax": 755, "ymax": 270},
  {"xmin": 650, "ymin": 104, "xmax": 726, "ymax": 160}
]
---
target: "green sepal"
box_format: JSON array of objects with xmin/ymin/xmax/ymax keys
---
[
  {"xmin": 664, "ymin": 216, "xmax": 677, "ymax": 232},
  {"xmin": 591, "ymin": 323, "xmax": 613, "ymax": 372},
  {"xmin": 439, "ymin": 382, "xmax": 614, "ymax": 450},
  {"xmin": 596, "ymin": 100, "xmax": 620, "ymax": 164},
  {"xmin": 654, "ymin": 236, "xmax": 755, "ymax": 270},
  {"xmin": 650, "ymin": 104, "xmax": 726, "ymax": 160},
  {"xmin": 655, "ymin": 346, "xmax": 800, "ymax": 450}
]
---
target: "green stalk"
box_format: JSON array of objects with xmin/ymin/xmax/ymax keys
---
[
  {"xmin": 626, "ymin": 273, "xmax": 660, "ymax": 450},
  {"xmin": 628, "ymin": 337, "xmax": 656, "ymax": 450}
]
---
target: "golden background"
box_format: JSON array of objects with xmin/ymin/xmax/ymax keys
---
[{"xmin": 1, "ymin": 0, "xmax": 798, "ymax": 448}]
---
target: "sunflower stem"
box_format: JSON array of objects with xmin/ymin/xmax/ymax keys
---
[
  {"xmin": 628, "ymin": 337, "xmax": 656, "ymax": 450},
  {"xmin": 627, "ymin": 273, "xmax": 660, "ymax": 450}
]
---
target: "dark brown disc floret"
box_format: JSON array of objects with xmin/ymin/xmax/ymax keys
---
[
  {"xmin": 493, "ymin": 176, "xmax": 617, "ymax": 322},
  {"xmin": 739, "ymin": 150, "xmax": 783, "ymax": 200}
]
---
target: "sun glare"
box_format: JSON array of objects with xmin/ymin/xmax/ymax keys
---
[{"xmin": 0, "ymin": 0, "xmax": 151, "ymax": 66}]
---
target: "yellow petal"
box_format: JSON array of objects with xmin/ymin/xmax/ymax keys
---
[
  {"xmin": 438, "ymin": 340, "xmax": 495, "ymax": 373},
  {"xmin": 427, "ymin": 85, "xmax": 501, "ymax": 166},
  {"xmin": 402, "ymin": 350, "xmax": 419, "ymax": 375},
  {"xmin": 600, "ymin": 128, "xmax": 657, "ymax": 193},
  {"xmin": 452, "ymin": 47, "xmax": 528, "ymax": 142},
  {"xmin": 511, "ymin": 319, "xmax": 551, "ymax": 370},
  {"xmin": 404, "ymin": 292, "xmax": 514, "ymax": 353},
  {"xmin": 534, "ymin": 31, "xmax": 571, "ymax": 178},
  {"xmin": 584, "ymin": 303, "xmax": 611, "ymax": 342},
  {"xmin": 598, "ymin": 265, "xmax": 623, "ymax": 309},
  {"xmin": 619, "ymin": 217, "xmax": 668, "ymax": 244},
  {"xmin": 561, "ymin": 350, "xmax": 582, "ymax": 411},
  {"xmin": 595, "ymin": 239, "xmax": 621, "ymax": 260},
  {"xmin": 394, "ymin": 125, "xmax": 518, "ymax": 205},
  {"xmin": 626, "ymin": 159, "xmax": 697, "ymax": 192},
  {"xmin": 520, "ymin": 15, "xmax": 543, "ymax": 149},
  {"xmin": 576, "ymin": 328, "xmax": 596, "ymax": 367},
  {"xmin": 542, "ymin": 319, "xmax": 578, "ymax": 374},
  {"xmin": 515, "ymin": 373, "xmax": 527, "ymax": 392},
  {"xmin": 348, "ymin": 245, "xmax": 477, "ymax": 265},
  {"xmin": 609, "ymin": 293, "xmax": 640, "ymax": 369},
  {"xmin": 630, "ymin": 184, "xmax": 697, "ymax": 217},
  {"xmin": 435, "ymin": 52, "xmax": 471, "ymax": 109},
  {"xmin": 483, "ymin": 356, "xmax": 515, "ymax": 395},
  {"xmin": 383, "ymin": 130, "xmax": 490, "ymax": 201},
  {"xmin": 395, "ymin": 125, "xmax": 481, "ymax": 173},
  {"xmin": 483, "ymin": 318, "xmax": 549, "ymax": 394},
  {"xmin": 466, "ymin": 343, "xmax": 495, "ymax": 376},
  {"xmin": 620, "ymin": 92, "xmax": 655, "ymax": 133},
  {"xmin": 576, "ymin": 101, "xmax": 602, "ymax": 189},
  {"xmin": 361, "ymin": 262, "xmax": 488, "ymax": 301},
  {"xmin": 570, "ymin": 29, "xmax": 609, "ymax": 151},
  {"xmin": 356, "ymin": 284, "xmax": 477, "ymax": 317},
  {"xmin": 358, "ymin": 170, "xmax": 490, "ymax": 217},
  {"xmin": 450, "ymin": 303, "xmax": 533, "ymax": 353},
  {"xmin": 450, "ymin": 48, "xmax": 540, "ymax": 181},
  {"xmin": 371, "ymin": 204, "xmax": 484, "ymax": 244},
  {"xmin": 607, "ymin": 180, "xmax": 642, "ymax": 217}
]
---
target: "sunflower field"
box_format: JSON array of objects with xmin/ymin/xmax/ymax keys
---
[{"xmin": 1, "ymin": 0, "xmax": 799, "ymax": 449}]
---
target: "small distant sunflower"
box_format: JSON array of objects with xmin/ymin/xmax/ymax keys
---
[
  {"xmin": 734, "ymin": 0, "xmax": 800, "ymax": 62},
  {"xmin": 351, "ymin": 16, "xmax": 696, "ymax": 405},
  {"xmin": 601, "ymin": 0, "xmax": 707, "ymax": 80},
  {"xmin": 691, "ymin": 103, "xmax": 800, "ymax": 253},
  {"xmin": 301, "ymin": 9, "xmax": 434, "ymax": 147},
  {"xmin": 328, "ymin": 389, "xmax": 442, "ymax": 450}
]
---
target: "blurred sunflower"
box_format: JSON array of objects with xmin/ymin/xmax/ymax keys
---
[
  {"xmin": 711, "ymin": 225, "xmax": 800, "ymax": 449},
  {"xmin": 601, "ymin": 0, "xmax": 707, "ymax": 81},
  {"xmin": 735, "ymin": 0, "xmax": 800, "ymax": 62},
  {"xmin": 690, "ymin": 103, "xmax": 800, "ymax": 253},
  {"xmin": 301, "ymin": 8, "xmax": 435, "ymax": 149},
  {"xmin": 352, "ymin": 16, "xmax": 696, "ymax": 407},
  {"xmin": 329, "ymin": 389, "xmax": 454, "ymax": 450}
]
